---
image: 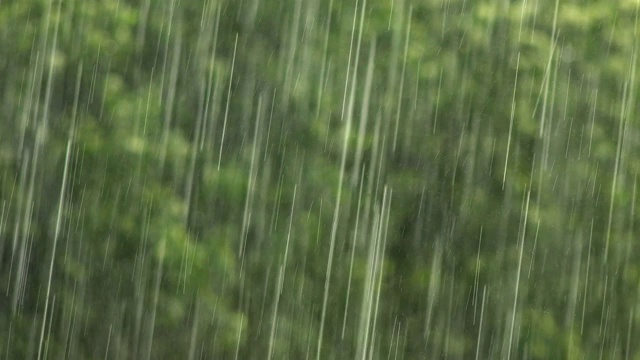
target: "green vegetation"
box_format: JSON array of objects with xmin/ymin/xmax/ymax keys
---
[{"xmin": 1, "ymin": 0, "xmax": 639, "ymax": 358}]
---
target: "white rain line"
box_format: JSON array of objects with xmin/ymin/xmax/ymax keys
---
[
  {"xmin": 581, "ymin": 219, "xmax": 593, "ymax": 335},
  {"xmin": 503, "ymin": 53, "xmax": 520, "ymax": 189},
  {"xmin": 604, "ymin": 81, "xmax": 628, "ymax": 261},
  {"xmin": 342, "ymin": 165, "xmax": 366, "ymax": 339},
  {"xmin": 37, "ymin": 138, "xmax": 72, "ymax": 360},
  {"xmin": 268, "ymin": 185, "xmax": 297, "ymax": 360},
  {"xmin": 539, "ymin": 0, "xmax": 559, "ymax": 137},
  {"xmin": 473, "ymin": 227, "xmax": 483, "ymax": 324},
  {"xmin": 316, "ymin": 0, "xmax": 367, "ymax": 357},
  {"xmin": 507, "ymin": 186, "xmax": 531, "ymax": 360},
  {"xmin": 218, "ymin": 34, "xmax": 239, "ymax": 170},
  {"xmin": 475, "ymin": 286, "xmax": 487, "ymax": 360}
]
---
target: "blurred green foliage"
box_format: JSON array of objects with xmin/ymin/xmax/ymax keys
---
[{"xmin": 1, "ymin": 0, "xmax": 640, "ymax": 358}]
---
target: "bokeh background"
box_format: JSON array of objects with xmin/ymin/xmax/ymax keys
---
[{"xmin": 1, "ymin": 0, "xmax": 640, "ymax": 358}]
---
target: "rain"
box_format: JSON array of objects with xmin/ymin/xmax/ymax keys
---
[{"xmin": 1, "ymin": 0, "xmax": 640, "ymax": 358}]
